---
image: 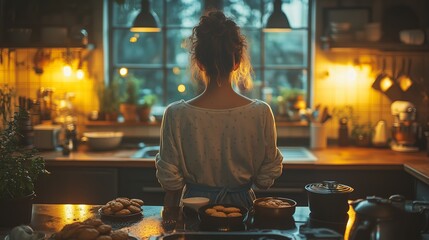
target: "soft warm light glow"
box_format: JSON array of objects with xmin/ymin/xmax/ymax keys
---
[
  {"xmin": 130, "ymin": 27, "xmax": 160, "ymax": 32},
  {"xmin": 398, "ymin": 78, "xmax": 412, "ymax": 91},
  {"xmin": 172, "ymin": 67, "xmax": 181, "ymax": 75},
  {"xmin": 62, "ymin": 204, "xmax": 92, "ymax": 224},
  {"xmin": 178, "ymin": 84, "xmax": 186, "ymax": 93},
  {"xmin": 130, "ymin": 33, "xmax": 139, "ymax": 43},
  {"xmin": 119, "ymin": 67, "xmax": 128, "ymax": 76},
  {"xmin": 262, "ymin": 28, "xmax": 292, "ymax": 33},
  {"xmin": 76, "ymin": 69, "xmax": 84, "ymax": 80},
  {"xmin": 327, "ymin": 65, "xmax": 358, "ymax": 86},
  {"xmin": 63, "ymin": 65, "xmax": 72, "ymax": 77},
  {"xmin": 380, "ymin": 76, "xmax": 394, "ymax": 92}
]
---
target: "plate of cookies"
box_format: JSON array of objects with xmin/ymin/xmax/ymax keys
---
[
  {"xmin": 48, "ymin": 218, "xmax": 137, "ymax": 240},
  {"xmin": 198, "ymin": 204, "xmax": 248, "ymax": 228},
  {"xmin": 99, "ymin": 197, "xmax": 144, "ymax": 220}
]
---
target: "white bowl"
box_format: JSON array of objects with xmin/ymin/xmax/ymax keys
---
[
  {"xmin": 182, "ymin": 197, "xmax": 210, "ymax": 211},
  {"xmin": 83, "ymin": 131, "xmax": 123, "ymax": 151}
]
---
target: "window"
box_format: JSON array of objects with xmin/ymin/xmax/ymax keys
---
[{"xmin": 108, "ymin": 0, "xmax": 311, "ymax": 121}]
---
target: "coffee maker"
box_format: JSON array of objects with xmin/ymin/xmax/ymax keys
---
[{"xmin": 391, "ymin": 101, "xmax": 419, "ymax": 152}]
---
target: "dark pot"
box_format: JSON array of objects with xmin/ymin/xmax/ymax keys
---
[
  {"xmin": 305, "ymin": 181, "xmax": 353, "ymax": 221},
  {"xmin": 0, "ymin": 192, "xmax": 35, "ymax": 227},
  {"xmin": 198, "ymin": 204, "xmax": 248, "ymax": 231},
  {"xmin": 252, "ymin": 197, "xmax": 297, "ymax": 229}
]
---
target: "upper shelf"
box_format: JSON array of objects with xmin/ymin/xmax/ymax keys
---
[
  {"xmin": 321, "ymin": 39, "xmax": 429, "ymax": 52},
  {"xmin": 0, "ymin": 42, "xmax": 95, "ymax": 49}
]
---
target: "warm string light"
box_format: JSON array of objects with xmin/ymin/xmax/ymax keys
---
[{"xmin": 62, "ymin": 49, "xmax": 86, "ymax": 80}]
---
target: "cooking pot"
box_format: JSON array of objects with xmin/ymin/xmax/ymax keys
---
[
  {"xmin": 346, "ymin": 195, "xmax": 429, "ymax": 240},
  {"xmin": 305, "ymin": 180, "xmax": 354, "ymax": 221}
]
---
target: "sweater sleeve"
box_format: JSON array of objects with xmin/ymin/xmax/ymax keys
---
[
  {"xmin": 254, "ymin": 104, "xmax": 283, "ymax": 189},
  {"xmin": 155, "ymin": 107, "xmax": 185, "ymax": 191}
]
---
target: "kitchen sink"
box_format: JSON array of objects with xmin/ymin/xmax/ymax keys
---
[
  {"xmin": 132, "ymin": 145, "xmax": 317, "ymax": 162},
  {"xmin": 279, "ymin": 147, "xmax": 317, "ymax": 163}
]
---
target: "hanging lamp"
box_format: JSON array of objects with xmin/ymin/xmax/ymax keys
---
[
  {"xmin": 264, "ymin": 0, "xmax": 292, "ymax": 32},
  {"xmin": 130, "ymin": 0, "xmax": 160, "ymax": 32}
]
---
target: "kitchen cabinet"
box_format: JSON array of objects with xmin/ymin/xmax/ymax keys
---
[
  {"xmin": 321, "ymin": 40, "xmax": 429, "ymax": 52},
  {"xmin": 414, "ymin": 179, "xmax": 429, "ymax": 201},
  {"xmin": 34, "ymin": 166, "xmax": 118, "ymax": 204},
  {"xmin": 118, "ymin": 167, "xmax": 165, "ymax": 205}
]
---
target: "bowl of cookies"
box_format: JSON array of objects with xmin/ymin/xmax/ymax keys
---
[
  {"xmin": 49, "ymin": 218, "xmax": 134, "ymax": 240},
  {"xmin": 99, "ymin": 197, "xmax": 144, "ymax": 219},
  {"xmin": 198, "ymin": 204, "xmax": 248, "ymax": 229},
  {"xmin": 253, "ymin": 197, "xmax": 296, "ymax": 221}
]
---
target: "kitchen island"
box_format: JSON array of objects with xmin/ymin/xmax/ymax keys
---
[{"xmin": 0, "ymin": 204, "xmax": 332, "ymax": 240}]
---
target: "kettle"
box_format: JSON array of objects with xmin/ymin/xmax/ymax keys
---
[
  {"xmin": 346, "ymin": 195, "xmax": 429, "ymax": 240},
  {"xmin": 372, "ymin": 120, "xmax": 388, "ymax": 147}
]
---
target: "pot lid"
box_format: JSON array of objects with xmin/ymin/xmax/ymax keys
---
[{"xmin": 305, "ymin": 180, "xmax": 354, "ymax": 194}]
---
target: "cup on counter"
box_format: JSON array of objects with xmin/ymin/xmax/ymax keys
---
[{"xmin": 310, "ymin": 123, "xmax": 327, "ymax": 149}]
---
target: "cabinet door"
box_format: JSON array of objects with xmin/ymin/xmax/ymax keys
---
[
  {"xmin": 35, "ymin": 167, "xmax": 118, "ymax": 204},
  {"xmin": 118, "ymin": 168, "xmax": 165, "ymax": 205}
]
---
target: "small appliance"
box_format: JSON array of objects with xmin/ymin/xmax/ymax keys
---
[
  {"xmin": 390, "ymin": 101, "xmax": 419, "ymax": 152},
  {"xmin": 33, "ymin": 124, "xmax": 62, "ymax": 150}
]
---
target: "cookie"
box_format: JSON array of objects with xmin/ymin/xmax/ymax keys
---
[
  {"xmin": 101, "ymin": 206, "xmax": 113, "ymax": 215},
  {"xmin": 109, "ymin": 201, "xmax": 124, "ymax": 212},
  {"xmin": 116, "ymin": 198, "xmax": 131, "ymax": 207},
  {"xmin": 205, "ymin": 208, "xmax": 217, "ymax": 215},
  {"xmin": 211, "ymin": 211, "xmax": 227, "ymax": 217},
  {"xmin": 227, "ymin": 212, "xmax": 243, "ymax": 217},
  {"xmin": 131, "ymin": 198, "xmax": 144, "ymax": 206},
  {"xmin": 223, "ymin": 207, "xmax": 241, "ymax": 213},
  {"xmin": 77, "ymin": 228, "xmax": 99, "ymax": 240},
  {"xmin": 110, "ymin": 230, "xmax": 128, "ymax": 240},
  {"xmin": 127, "ymin": 205, "xmax": 141, "ymax": 213},
  {"xmin": 115, "ymin": 209, "xmax": 131, "ymax": 215},
  {"xmin": 96, "ymin": 224, "xmax": 112, "ymax": 235},
  {"xmin": 212, "ymin": 205, "xmax": 225, "ymax": 211}
]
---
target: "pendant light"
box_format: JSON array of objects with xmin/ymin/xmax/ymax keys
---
[
  {"xmin": 264, "ymin": 0, "xmax": 292, "ymax": 32},
  {"xmin": 130, "ymin": 0, "xmax": 160, "ymax": 33}
]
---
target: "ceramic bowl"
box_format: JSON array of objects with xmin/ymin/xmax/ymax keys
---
[
  {"xmin": 182, "ymin": 197, "xmax": 210, "ymax": 211},
  {"xmin": 83, "ymin": 132, "xmax": 123, "ymax": 151},
  {"xmin": 198, "ymin": 204, "xmax": 248, "ymax": 229},
  {"xmin": 253, "ymin": 197, "xmax": 297, "ymax": 221}
]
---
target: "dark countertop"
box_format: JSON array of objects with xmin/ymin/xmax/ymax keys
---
[
  {"xmin": 0, "ymin": 204, "xmax": 315, "ymax": 240},
  {"xmin": 39, "ymin": 146, "xmax": 429, "ymax": 184}
]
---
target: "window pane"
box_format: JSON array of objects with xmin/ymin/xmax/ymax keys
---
[
  {"xmin": 264, "ymin": 69, "xmax": 307, "ymax": 100},
  {"xmin": 167, "ymin": 29, "xmax": 192, "ymax": 67},
  {"xmin": 113, "ymin": 68, "xmax": 164, "ymax": 105},
  {"xmin": 166, "ymin": 0, "xmax": 202, "ymax": 27},
  {"xmin": 264, "ymin": 30, "xmax": 308, "ymax": 66},
  {"xmin": 242, "ymin": 29, "xmax": 261, "ymax": 66},
  {"xmin": 224, "ymin": 0, "xmax": 262, "ymax": 27},
  {"xmin": 113, "ymin": 30, "xmax": 162, "ymax": 65},
  {"xmin": 166, "ymin": 68, "xmax": 201, "ymax": 103}
]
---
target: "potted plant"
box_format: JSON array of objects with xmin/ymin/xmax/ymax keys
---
[
  {"xmin": 97, "ymin": 79, "xmax": 120, "ymax": 121},
  {"xmin": 137, "ymin": 94, "xmax": 157, "ymax": 122},
  {"xmin": 119, "ymin": 77, "xmax": 139, "ymax": 122},
  {"xmin": 0, "ymin": 107, "xmax": 49, "ymax": 227}
]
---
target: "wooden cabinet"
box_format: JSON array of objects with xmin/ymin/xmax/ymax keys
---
[
  {"xmin": 34, "ymin": 166, "xmax": 118, "ymax": 204},
  {"xmin": 118, "ymin": 167, "xmax": 165, "ymax": 205}
]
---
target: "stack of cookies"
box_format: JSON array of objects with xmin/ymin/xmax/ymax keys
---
[
  {"xmin": 51, "ymin": 218, "xmax": 129, "ymax": 240},
  {"xmin": 100, "ymin": 197, "xmax": 144, "ymax": 216}
]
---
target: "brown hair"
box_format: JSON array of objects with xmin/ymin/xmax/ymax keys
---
[{"xmin": 188, "ymin": 11, "xmax": 253, "ymax": 90}]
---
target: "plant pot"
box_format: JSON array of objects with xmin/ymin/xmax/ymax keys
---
[
  {"xmin": 138, "ymin": 106, "xmax": 152, "ymax": 122},
  {"xmin": 0, "ymin": 192, "xmax": 35, "ymax": 227},
  {"xmin": 305, "ymin": 181, "xmax": 353, "ymax": 222},
  {"xmin": 119, "ymin": 103, "xmax": 138, "ymax": 122}
]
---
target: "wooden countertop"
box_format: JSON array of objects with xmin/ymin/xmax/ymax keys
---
[{"xmin": 39, "ymin": 146, "xmax": 429, "ymax": 184}]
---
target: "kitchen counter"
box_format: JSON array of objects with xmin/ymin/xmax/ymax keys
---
[
  {"xmin": 0, "ymin": 204, "xmax": 316, "ymax": 240},
  {"xmin": 39, "ymin": 146, "xmax": 429, "ymax": 182}
]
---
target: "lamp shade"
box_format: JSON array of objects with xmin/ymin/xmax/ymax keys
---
[
  {"xmin": 130, "ymin": 0, "xmax": 160, "ymax": 32},
  {"xmin": 264, "ymin": 0, "xmax": 291, "ymax": 32}
]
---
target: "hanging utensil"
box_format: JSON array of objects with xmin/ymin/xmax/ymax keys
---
[
  {"xmin": 373, "ymin": 57, "xmax": 393, "ymax": 92},
  {"xmin": 396, "ymin": 58, "xmax": 413, "ymax": 92},
  {"xmin": 397, "ymin": 57, "xmax": 413, "ymax": 92}
]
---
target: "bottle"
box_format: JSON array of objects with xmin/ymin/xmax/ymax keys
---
[{"xmin": 338, "ymin": 117, "xmax": 349, "ymax": 147}]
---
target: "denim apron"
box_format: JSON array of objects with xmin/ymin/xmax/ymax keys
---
[{"xmin": 182, "ymin": 182, "xmax": 256, "ymax": 209}]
